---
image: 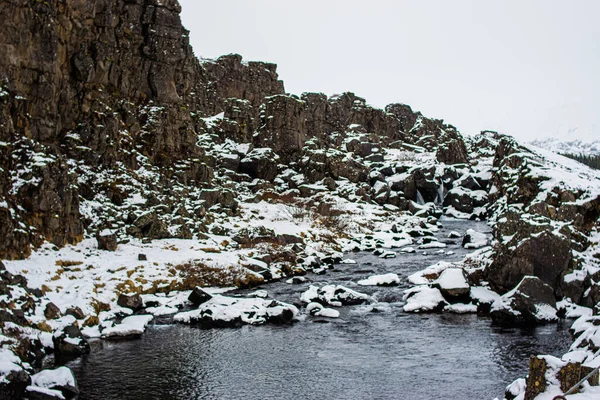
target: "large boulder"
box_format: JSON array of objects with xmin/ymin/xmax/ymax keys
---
[
  {"xmin": 29, "ymin": 367, "xmax": 79, "ymax": 400},
  {"xmin": 490, "ymin": 276, "xmax": 558, "ymax": 326},
  {"xmin": 486, "ymin": 231, "xmax": 572, "ymax": 294},
  {"xmin": 436, "ymin": 138, "xmax": 469, "ymax": 165},
  {"xmin": 0, "ymin": 369, "xmax": 31, "ymax": 400},
  {"xmin": 239, "ymin": 148, "xmax": 279, "ymax": 181}
]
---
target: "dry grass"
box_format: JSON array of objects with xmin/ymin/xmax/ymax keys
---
[
  {"xmin": 55, "ymin": 260, "xmax": 83, "ymax": 267},
  {"xmin": 91, "ymin": 299, "xmax": 111, "ymax": 315}
]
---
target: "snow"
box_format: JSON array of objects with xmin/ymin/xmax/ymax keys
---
[
  {"xmin": 102, "ymin": 315, "xmax": 153, "ymax": 338},
  {"xmin": 357, "ymin": 273, "xmax": 400, "ymax": 286},
  {"xmin": 463, "ymin": 229, "xmax": 488, "ymax": 249},
  {"xmin": 0, "ymin": 349, "xmax": 23, "ymax": 377},
  {"xmin": 470, "ymin": 286, "xmax": 501, "ymax": 305},
  {"xmin": 31, "ymin": 366, "xmax": 76, "ymax": 390},
  {"xmin": 173, "ymin": 295, "xmax": 298, "ymax": 325},
  {"xmin": 300, "ymin": 285, "xmax": 370, "ymax": 307},
  {"xmin": 435, "ymin": 268, "xmax": 468, "ymax": 290},
  {"xmin": 403, "ymin": 286, "xmax": 446, "ymax": 312},
  {"xmin": 306, "ymin": 302, "xmax": 340, "ymax": 318},
  {"xmin": 418, "ymin": 241, "xmax": 447, "ymax": 249},
  {"xmin": 444, "ymin": 303, "xmax": 477, "ymax": 313},
  {"xmin": 26, "ymin": 386, "xmax": 65, "ymax": 399}
]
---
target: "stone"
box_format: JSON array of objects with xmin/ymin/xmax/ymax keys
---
[
  {"xmin": 117, "ymin": 293, "xmax": 144, "ymax": 311},
  {"xmin": 490, "ymin": 276, "xmax": 557, "ymax": 327},
  {"xmin": 96, "ymin": 231, "xmax": 118, "ymax": 252},
  {"xmin": 44, "ymin": 302, "xmax": 61, "ymax": 320},
  {"xmin": 138, "ymin": 254, "xmax": 147, "ymax": 261},
  {"xmin": 0, "ymin": 370, "xmax": 31, "ymax": 400},
  {"xmin": 486, "ymin": 231, "xmax": 572, "ymax": 294},
  {"xmin": 524, "ymin": 356, "xmax": 599, "ymax": 400},
  {"xmin": 65, "ymin": 306, "xmax": 85, "ymax": 320},
  {"xmin": 53, "ymin": 325, "xmax": 91, "ymax": 358},
  {"xmin": 239, "ymin": 148, "xmax": 279, "ymax": 181},
  {"xmin": 188, "ymin": 287, "xmax": 212, "ymax": 307}
]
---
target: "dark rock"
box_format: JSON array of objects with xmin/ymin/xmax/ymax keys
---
[
  {"xmin": 490, "ymin": 276, "xmax": 557, "ymax": 327},
  {"xmin": 436, "ymin": 138, "xmax": 469, "ymax": 165},
  {"xmin": 239, "ymin": 148, "xmax": 279, "ymax": 181},
  {"xmin": 0, "ymin": 370, "xmax": 30, "ymax": 400},
  {"xmin": 96, "ymin": 231, "xmax": 118, "ymax": 252},
  {"xmin": 44, "ymin": 302, "xmax": 61, "ymax": 320},
  {"xmin": 53, "ymin": 324, "xmax": 91, "ymax": 358},
  {"xmin": 188, "ymin": 287, "xmax": 212, "ymax": 307},
  {"xmin": 582, "ymin": 284, "xmax": 600, "ymax": 309},
  {"xmin": 65, "ymin": 306, "xmax": 85, "ymax": 320},
  {"xmin": 138, "ymin": 254, "xmax": 147, "ymax": 261},
  {"xmin": 486, "ymin": 231, "xmax": 572, "ymax": 294},
  {"xmin": 117, "ymin": 293, "xmax": 143, "ymax": 311}
]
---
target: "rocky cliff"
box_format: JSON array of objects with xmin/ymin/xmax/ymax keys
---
[{"xmin": 1, "ymin": 1, "xmax": 600, "ymax": 399}]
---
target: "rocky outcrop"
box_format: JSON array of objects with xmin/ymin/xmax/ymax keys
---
[
  {"xmin": 490, "ymin": 276, "xmax": 558, "ymax": 326},
  {"xmin": 486, "ymin": 231, "xmax": 572, "ymax": 294}
]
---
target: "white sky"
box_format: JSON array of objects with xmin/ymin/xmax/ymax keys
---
[{"xmin": 179, "ymin": 0, "xmax": 599, "ymax": 141}]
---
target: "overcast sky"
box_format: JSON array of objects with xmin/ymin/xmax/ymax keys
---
[{"xmin": 179, "ymin": 1, "xmax": 599, "ymax": 141}]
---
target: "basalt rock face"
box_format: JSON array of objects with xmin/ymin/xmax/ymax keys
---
[
  {"xmin": 0, "ymin": 0, "xmax": 474, "ymax": 259},
  {"xmin": 0, "ymin": 0, "xmax": 285, "ymax": 259}
]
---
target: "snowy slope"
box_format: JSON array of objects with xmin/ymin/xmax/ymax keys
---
[{"xmin": 529, "ymin": 137, "xmax": 600, "ymax": 156}]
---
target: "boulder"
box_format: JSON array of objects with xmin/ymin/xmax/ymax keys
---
[
  {"xmin": 436, "ymin": 138, "xmax": 469, "ymax": 165},
  {"xmin": 117, "ymin": 293, "xmax": 144, "ymax": 311},
  {"xmin": 96, "ymin": 230, "xmax": 117, "ymax": 251},
  {"xmin": 65, "ymin": 306, "xmax": 85, "ymax": 320},
  {"xmin": 174, "ymin": 295, "xmax": 298, "ymax": 327},
  {"xmin": 53, "ymin": 325, "xmax": 91, "ymax": 358},
  {"xmin": 433, "ymin": 268, "xmax": 470, "ymax": 302},
  {"xmin": 490, "ymin": 276, "xmax": 558, "ymax": 326},
  {"xmin": 239, "ymin": 148, "xmax": 279, "ymax": 181},
  {"xmin": 30, "ymin": 366, "xmax": 79, "ymax": 400},
  {"xmin": 188, "ymin": 287, "xmax": 213, "ymax": 307},
  {"xmin": 403, "ymin": 286, "xmax": 448, "ymax": 313},
  {"xmin": 486, "ymin": 231, "xmax": 572, "ymax": 294},
  {"xmin": 43, "ymin": 302, "xmax": 61, "ymax": 320},
  {"xmin": 0, "ymin": 370, "xmax": 31, "ymax": 400},
  {"xmin": 300, "ymin": 285, "xmax": 370, "ymax": 307},
  {"xmin": 461, "ymin": 229, "xmax": 488, "ymax": 249},
  {"xmin": 524, "ymin": 355, "xmax": 599, "ymax": 400}
]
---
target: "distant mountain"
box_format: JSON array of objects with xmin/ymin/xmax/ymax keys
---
[{"xmin": 529, "ymin": 137, "xmax": 600, "ymax": 156}]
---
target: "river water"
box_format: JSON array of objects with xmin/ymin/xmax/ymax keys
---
[{"xmin": 67, "ymin": 219, "xmax": 572, "ymax": 400}]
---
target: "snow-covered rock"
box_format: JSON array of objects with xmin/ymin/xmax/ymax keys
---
[
  {"xmin": 29, "ymin": 366, "xmax": 78, "ymax": 399},
  {"xmin": 403, "ymin": 286, "xmax": 447, "ymax": 313},
  {"xmin": 306, "ymin": 302, "xmax": 340, "ymax": 318},
  {"xmin": 461, "ymin": 229, "xmax": 488, "ymax": 249},
  {"xmin": 433, "ymin": 268, "xmax": 470, "ymax": 301},
  {"xmin": 357, "ymin": 273, "xmax": 401, "ymax": 287},
  {"xmin": 300, "ymin": 285, "xmax": 370, "ymax": 307},
  {"xmin": 102, "ymin": 315, "xmax": 154, "ymax": 338},
  {"xmin": 490, "ymin": 276, "xmax": 558, "ymax": 326},
  {"xmin": 174, "ymin": 295, "xmax": 298, "ymax": 327}
]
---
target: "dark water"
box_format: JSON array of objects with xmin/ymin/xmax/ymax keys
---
[{"xmin": 67, "ymin": 219, "xmax": 572, "ymax": 400}]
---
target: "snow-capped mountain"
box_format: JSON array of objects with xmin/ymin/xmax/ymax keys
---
[{"xmin": 529, "ymin": 137, "xmax": 600, "ymax": 156}]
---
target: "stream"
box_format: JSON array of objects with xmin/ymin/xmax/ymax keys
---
[{"xmin": 67, "ymin": 218, "xmax": 572, "ymax": 400}]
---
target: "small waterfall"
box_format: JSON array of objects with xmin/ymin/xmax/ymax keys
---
[
  {"xmin": 435, "ymin": 184, "xmax": 445, "ymax": 207},
  {"xmin": 416, "ymin": 190, "xmax": 425, "ymax": 205}
]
